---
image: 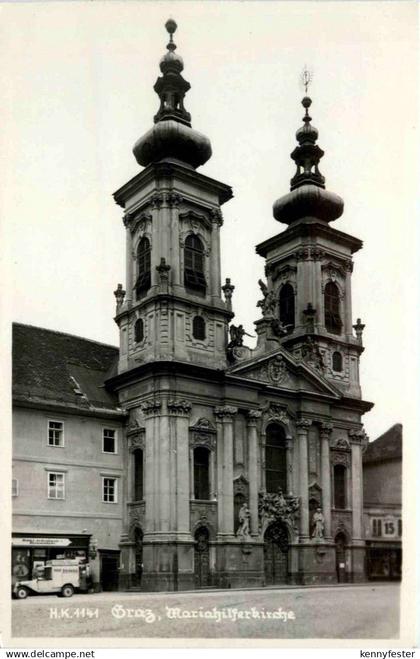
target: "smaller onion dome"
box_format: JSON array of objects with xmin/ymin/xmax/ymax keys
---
[
  {"xmin": 132, "ymin": 19, "xmax": 212, "ymax": 170},
  {"xmin": 273, "ymin": 184, "xmax": 344, "ymax": 224},
  {"xmin": 273, "ymin": 95, "xmax": 344, "ymax": 225}
]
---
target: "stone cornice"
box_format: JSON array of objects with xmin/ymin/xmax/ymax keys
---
[
  {"xmin": 114, "ymin": 291, "xmax": 234, "ymax": 323},
  {"xmin": 113, "ymin": 161, "xmax": 233, "ymax": 209},
  {"xmin": 256, "ymin": 220, "xmax": 363, "ymax": 258}
]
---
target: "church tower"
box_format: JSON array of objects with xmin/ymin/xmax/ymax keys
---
[
  {"xmin": 254, "ymin": 93, "xmax": 365, "ymax": 399},
  {"xmin": 111, "ymin": 20, "xmax": 235, "ymax": 591},
  {"xmin": 113, "ymin": 19, "xmax": 233, "ymax": 374}
]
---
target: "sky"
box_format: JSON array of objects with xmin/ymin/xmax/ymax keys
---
[{"xmin": 0, "ymin": 1, "xmax": 417, "ymax": 442}]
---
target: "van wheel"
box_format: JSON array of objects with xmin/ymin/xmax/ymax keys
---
[
  {"xmin": 16, "ymin": 586, "xmax": 28, "ymax": 599},
  {"xmin": 61, "ymin": 584, "xmax": 74, "ymax": 598}
]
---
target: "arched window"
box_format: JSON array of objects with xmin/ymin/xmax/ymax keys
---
[
  {"xmin": 134, "ymin": 319, "xmax": 144, "ymax": 343},
  {"xmin": 324, "ymin": 282, "xmax": 342, "ymax": 334},
  {"xmin": 136, "ymin": 237, "xmax": 151, "ymax": 298},
  {"xmin": 279, "ymin": 283, "xmax": 295, "ymax": 330},
  {"xmin": 194, "ymin": 446, "xmax": 210, "ymax": 500},
  {"xmin": 332, "ymin": 351, "xmax": 343, "ymax": 372},
  {"xmin": 334, "ymin": 464, "xmax": 346, "ymax": 509},
  {"xmin": 184, "ymin": 234, "xmax": 206, "ymax": 295},
  {"xmin": 192, "ymin": 316, "xmax": 206, "ymax": 340},
  {"xmin": 133, "ymin": 449, "xmax": 143, "ymax": 501},
  {"xmin": 265, "ymin": 423, "xmax": 287, "ymax": 494}
]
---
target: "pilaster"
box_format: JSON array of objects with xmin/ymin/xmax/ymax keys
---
[
  {"xmin": 320, "ymin": 421, "xmax": 333, "ymax": 540},
  {"xmin": 246, "ymin": 410, "xmax": 262, "ymax": 535},
  {"xmin": 215, "ymin": 405, "xmax": 238, "ymax": 537},
  {"xmin": 296, "ymin": 417, "xmax": 311, "ymax": 541}
]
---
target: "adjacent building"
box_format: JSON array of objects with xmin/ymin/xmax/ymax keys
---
[
  {"xmin": 363, "ymin": 424, "xmax": 402, "ymax": 580},
  {"xmin": 12, "ymin": 324, "xmax": 125, "ymax": 591}
]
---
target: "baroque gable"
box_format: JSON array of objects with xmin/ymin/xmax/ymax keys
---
[{"xmin": 228, "ymin": 348, "xmax": 341, "ymax": 398}]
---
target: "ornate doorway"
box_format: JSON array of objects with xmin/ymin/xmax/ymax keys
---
[
  {"xmin": 264, "ymin": 522, "xmax": 289, "ymax": 585},
  {"xmin": 194, "ymin": 526, "xmax": 210, "ymax": 588},
  {"xmin": 335, "ymin": 532, "xmax": 347, "ymax": 583}
]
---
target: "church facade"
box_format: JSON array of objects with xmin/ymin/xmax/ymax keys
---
[{"xmin": 108, "ymin": 20, "xmax": 373, "ymax": 591}]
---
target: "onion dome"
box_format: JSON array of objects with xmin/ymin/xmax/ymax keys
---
[
  {"xmin": 133, "ymin": 19, "xmax": 212, "ymax": 169},
  {"xmin": 273, "ymin": 96, "xmax": 344, "ymax": 225}
]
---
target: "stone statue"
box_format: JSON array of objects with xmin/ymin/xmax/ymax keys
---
[
  {"xmin": 257, "ymin": 279, "xmax": 277, "ymax": 318},
  {"xmin": 271, "ymin": 318, "xmax": 290, "ymax": 337},
  {"xmin": 236, "ymin": 502, "xmax": 251, "ymax": 540},
  {"xmin": 311, "ymin": 507, "xmax": 325, "ymax": 540},
  {"xmin": 301, "ymin": 337, "xmax": 324, "ymax": 372},
  {"xmin": 228, "ymin": 324, "xmax": 254, "ymax": 348}
]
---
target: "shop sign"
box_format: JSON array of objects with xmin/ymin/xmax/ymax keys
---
[{"xmin": 12, "ymin": 537, "xmax": 72, "ymax": 547}]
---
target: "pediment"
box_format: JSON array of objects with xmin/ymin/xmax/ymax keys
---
[{"xmin": 228, "ymin": 348, "xmax": 341, "ymax": 399}]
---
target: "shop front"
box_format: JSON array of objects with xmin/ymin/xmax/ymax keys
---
[
  {"xmin": 12, "ymin": 533, "xmax": 91, "ymax": 586},
  {"xmin": 366, "ymin": 541, "xmax": 402, "ymax": 580}
]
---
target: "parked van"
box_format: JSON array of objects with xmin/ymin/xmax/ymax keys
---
[{"xmin": 13, "ymin": 558, "xmax": 90, "ymax": 599}]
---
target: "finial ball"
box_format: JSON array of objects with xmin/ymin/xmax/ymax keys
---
[
  {"xmin": 165, "ymin": 18, "xmax": 177, "ymax": 35},
  {"xmin": 302, "ymin": 96, "xmax": 312, "ymax": 109}
]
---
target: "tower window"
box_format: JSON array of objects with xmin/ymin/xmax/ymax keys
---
[
  {"xmin": 184, "ymin": 234, "xmax": 206, "ymax": 295},
  {"xmin": 192, "ymin": 316, "xmax": 206, "ymax": 340},
  {"xmin": 332, "ymin": 351, "xmax": 343, "ymax": 372},
  {"xmin": 265, "ymin": 423, "xmax": 287, "ymax": 494},
  {"xmin": 194, "ymin": 446, "xmax": 210, "ymax": 500},
  {"xmin": 279, "ymin": 283, "xmax": 295, "ymax": 330},
  {"xmin": 134, "ymin": 319, "xmax": 144, "ymax": 343},
  {"xmin": 324, "ymin": 282, "xmax": 342, "ymax": 335},
  {"xmin": 133, "ymin": 449, "xmax": 144, "ymax": 501},
  {"xmin": 333, "ymin": 464, "xmax": 346, "ymax": 509},
  {"xmin": 136, "ymin": 237, "xmax": 151, "ymax": 298}
]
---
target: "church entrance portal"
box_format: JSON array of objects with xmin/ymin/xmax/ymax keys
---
[
  {"xmin": 264, "ymin": 523, "xmax": 289, "ymax": 585},
  {"xmin": 194, "ymin": 526, "xmax": 210, "ymax": 588}
]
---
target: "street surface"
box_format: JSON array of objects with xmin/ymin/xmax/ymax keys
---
[{"xmin": 12, "ymin": 583, "xmax": 399, "ymax": 639}]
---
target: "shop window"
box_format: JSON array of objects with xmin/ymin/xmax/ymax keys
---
[
  {"xmin": 184, "ymin": 234, "xmax": 206, "ymax": 295},
  {"xmin": 12, "ymin": 478, "xmax": 18, "ymax": 497},
  {"xmin": 133, "ymin": 449, "xmax": 144, "ymax": 501},
  {"xmin": 134, "ymin": 318, "xmax": 144, "ymax": 343},
  {"xmin": 324, "ymin": 282, "xmax": 342, "ymax": 335},
  {"xmin": 333, "ymin": 464, "xmax": 346, "ymax": 509},
  {"xmin": 332, "ymin": 351, "xmax": 343, "ymax": 372},
  {"xmin": 103, "ymin": 477, "xmax": 117, "ymax": 503},
  {"xmin": 48, "ymin": 472, "xmax": 65, "ymax": 499},
  {"xmin": 265, "ymin": 423, "xmax": 287, "ymax": 494},
  {"xmin": 194, "ymin": 446, "xmax": 210, "ymax": 500},
  {"xmin": 372, "ymin": 518, "xmax": 382, "ymax": 537},
  {"xmin": 279, "ymin": 283, "xmax": 295, "ymax": 330},
  {"xmin": 192, "ymin": 316, "xmax": 206, "ymax": 340},
  {"xmin": 103, "ymin": 428, "xmax": 117, "ymax": 454},
  {"xmin": 48, "ymin": 420, "xmax": 64, "ymax": 447},
  {"xmin": 136, "ymin": 237, "xmax": 151, "ymax": 298}
]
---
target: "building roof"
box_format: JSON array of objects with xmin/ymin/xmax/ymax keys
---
[
  {"xmin": 363, "ymin": 423, "xmax": 402, "ymax": 464},
  {"xmin": 13, "ymin": 323, "xmax": 121, "ymax": 414}
]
